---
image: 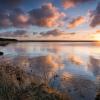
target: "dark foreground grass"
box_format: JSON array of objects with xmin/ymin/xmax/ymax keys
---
[
  {"xmin": 0, "ymin": 55, "xmax": 99, "ymax": 100},
  {"xmin": 96, "ymin": 77, "xmax": 100, "ymax": 100},
  {"xmin": 0, "ymin": 60, "xmax": 71, "ymax": 100},
  {"xmin": 95, "ymin": 92, "xmax": 100, "ymax": 100}
]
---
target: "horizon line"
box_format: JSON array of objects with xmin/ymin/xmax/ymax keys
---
[{"xmin": 18, "ymin": 40, "xmax": 98, "ymax": 42}]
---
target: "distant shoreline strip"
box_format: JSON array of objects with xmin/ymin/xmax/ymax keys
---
[{"xmin": 18, "ymin": 40, "xmax": 98, "ymax": 42}]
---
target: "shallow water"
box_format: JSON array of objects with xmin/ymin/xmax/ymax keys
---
[{"xmin": 0, "ymin": 42, "xmax": 100, "ymax": 100}]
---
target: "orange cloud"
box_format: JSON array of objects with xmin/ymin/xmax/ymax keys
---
[
  {"xmin": 96, "ymin": 30, "xmax": 100, "ymax": 33},
  {"xmin": 0, "ymin": 3, "xmax": 66, "ymax": 28},
  {"xmin": 67, "ymin": 16, "xmax": 86, "ymax": 29},
  {"xmin": 62, "ymin": 0, "xmax": 75, "ymax": 9},
  {"xmin": 68, "ymin": 54, "xmax": 84, "ymax": 65},
  {"xmin": 62, "ymin": 0, "xmax": 93, "ymax": 9},
  {"xmin": 29, "ymin": 3, "xmax": 66, "ymax": 27}
]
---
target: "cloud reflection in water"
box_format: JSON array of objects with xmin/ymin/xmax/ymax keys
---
[{"xmin": 0, "ymin": 42, "xmax": 100, "ymax": 100}]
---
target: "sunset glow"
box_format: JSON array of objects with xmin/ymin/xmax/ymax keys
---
[
  {"xmin": 0, "ymin": 1, "xmax": 100, "ymax": 100},
  {"xmin": 92, "ymin": 34, "xmax": 100, "ymax": 41},
  {"xmin": 0, "ymin": 0, "xmax": 99, "ymax": 40}
]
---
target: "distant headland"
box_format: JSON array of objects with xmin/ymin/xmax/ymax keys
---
[{"xmin": 0, "ymin": 38, "xmax": 18, "ymax": 46}]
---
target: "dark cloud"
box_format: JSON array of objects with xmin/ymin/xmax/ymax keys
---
[
  {"xmin": 61, "ymin": 0, "xmax": 94, "ymax": 8},
  {"xmin": 69, "ymin": 32, "xmax": 76, "ymax": 35},
  {"xmin": 67, "ymin": 16, "xmax": 86, "ymax": 28},
  {"xmin": 13, "ymin": 30, "xmax": 28, "ymax": 37},
  {"xmin": 88, "ymin": 56, "xmax": 100, "ymax": 76},
  {"xmin": 0, "ymin": 30, "xmax": 28, "ymax": 37},
  {"xmin": 33, "ymin": 32, "xmax": 38, "ymax": 35},
  {"xmin": 90, "ymin": 2, "xmax": 100, "ymax": 27},
  {"xmin": 40, "ymin": 29, "xmax": 65, "ymax": 37},
  {"xmin": 0, "ymin": 29, "xmax": 76, "ymax": 37}
]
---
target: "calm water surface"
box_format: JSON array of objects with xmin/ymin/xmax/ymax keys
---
[{"xmin": 0, "ymin": 42, "xmax": 100, "ymax": 100}]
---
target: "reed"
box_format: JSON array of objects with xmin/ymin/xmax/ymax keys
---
[{"xmin": 0, "ymin": 59, "xmax": 71, "ymax": 100}]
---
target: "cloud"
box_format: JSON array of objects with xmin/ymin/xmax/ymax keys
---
[
  {"xmin": 0, "ymin": 30, "xmax": 28, "ymax": 37},
  {"xmin": 89, "ymin": 2, "xmax": 100, "ymax": 27},
  {"xmin": 88, "ymin": 56, "xmax": 100, "ymax": 76},
  {"xmin": 10, "ymin": 8, "xmax": 30, "ymax": 27},
  {"xmin": 0, "ymin": 8, "xmax": 30, "ymax": 28},
  {"xmin": 62, "ymin": 0, "xmax": 76, "ymax": 9},
  {"xmin": 67, "ymin": 16, "xmax": 86, "ymax": 29},
  {"xmin": 13, "ymin": 30, "xmax": 28, "ymax": 37},
  {"xmin": 96, "ymin": 30, "xmax": 100, "ymax": 33},
  {"xmin": 11, "ymin": 55, "xmax": 63, "ymax": 82},
  {"xmin": 29, "ymin": 3, "xmax": 66, "ymax": 27},
  {"xmin": 0, "ymin": 3, "xmax": 66, "ymax": 28},
  {"xmin": 68, "ymin": 54, "xmax": 84, "ymax": 65},
  {"xmin": 0, "ymin": 10, "xmax": 12, "ymax": 28},
  {"xmin": 40, "ymin": 29, "xmax": 65, "ymax": 37},
  {"xmin": 0, "ymin": 29, "xmax": 76, "ymax": 37},
  {"xmin": 61, "ymin": 0, "xmax": 93, "ymax": 9}
]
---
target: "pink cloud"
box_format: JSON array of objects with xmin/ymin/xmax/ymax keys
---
[
  {"xmin": 67, "ymin": 16, "xmax": 86, "ymax": 29},
  {"xmin": 62, "ymin": 0, "xmax": 93, "ymax": 9},
  {"xmin": 0, "ymin": 3, "xmax": 66, "ymax": 28},
  {"xmin": 29, "ymin": 3, "xmax": 66, "ymax": 27},
  {"xmin": 10, "ymin": 8, "xmax": 30, "ymax": 27}
]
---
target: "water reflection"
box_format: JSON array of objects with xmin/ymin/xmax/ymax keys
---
[
  {"xmin": 88, "ymin": 56, "xmax": 100, "ymax": 76},
  {"xmin": 0, "ymin": 42, "xmax": 100, "ymax": 100}
]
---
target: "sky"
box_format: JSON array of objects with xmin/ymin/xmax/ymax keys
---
[{"xmin": 0, "ymin": 0, "xmax": 100, "ymax": 40}]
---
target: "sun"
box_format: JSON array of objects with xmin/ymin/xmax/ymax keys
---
[{"xmin": 92, "ymin": 34, "xmax": 100, "ymax": 41}]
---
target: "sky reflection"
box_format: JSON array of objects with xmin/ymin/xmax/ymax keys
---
[
  {"xmin": 0, "ymin": 42, "xmax": 99, "ymax": 78},
  {"xmin": 0, "ymin": 42, "xmax": 100, "ymax": 100}
]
